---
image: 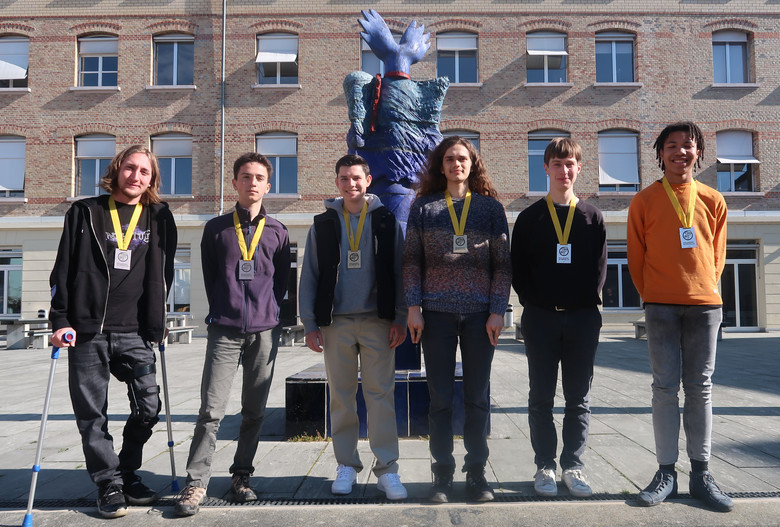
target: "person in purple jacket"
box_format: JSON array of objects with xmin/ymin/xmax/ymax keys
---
[{"xmin": 175, "ymin": 153, "xmax": 290, "ymax": 516}]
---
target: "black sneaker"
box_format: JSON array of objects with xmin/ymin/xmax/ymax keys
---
[
  {"xmin": 637, "ymin": 470, "xmax": 678, "ymax": 507},
  {"xmin": 97, "ymin": 481, "xmax": 128, "ymax": 518},
  {"xmin": 122, "ymin": 473, "xmax": 157, "ymax": 505},
  {"xmin": 689, "ymin": 470, "xmax": 734, "ymax": 512},
  {"xmin": 466, "ymin": 470, "xmax": 495, "ymax": 502},
  {"xmin": 231, "ymin": 473, "xmax": 258, "ymax": 502},
  {"xmin": 428, "ymin": 473, "xmax": 453, "ymax": 503}
]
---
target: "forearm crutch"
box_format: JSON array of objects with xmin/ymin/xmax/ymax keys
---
[
  {"xmin": 158, "ymin": 341, "xmax": 179, "ymax": 492},
  {"xmin": 23, "ymin": 331, "xmax": 74, "ymax": 527}
]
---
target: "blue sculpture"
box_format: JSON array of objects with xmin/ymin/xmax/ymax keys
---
[{"xmin": 344, "ymin": 9, "xmax": 449, "ymax": 232}]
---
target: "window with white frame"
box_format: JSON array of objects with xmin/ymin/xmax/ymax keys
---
[
  {"xmin": 154, "ymin": 34, "xmax": 194, "ymax": 86},
  {"xmin": 78, "ymin": 35, "xmax": 118, "ymax": 87},
  {"xmin": 716, "ymin": 130, "xmax": 758, "ymax": 192},
  {"xmin": 603, "ymin": 244, "xmax": 640, "ymax": 309},
  {"xmin": 152, "ymin": 134, "xmax": 192, "ymax": 195},
  {"xmin": 526, "ymin": 31, "xmax": 567, "ymax": 83},
  {"xmin": 598, "ymin": 130, "xmax": 639, "ymax": 192},
  {"xmin": 167, "ymin": 246, "xmax": 191, "ymax": 313},
  {"xmin": 436, "ymin": 32, "xmax": 478, "ymax": 84},
  {"xmin": 361, "ymin": 33, "xmax": 402, "ymax": 76},
  {"xmin": 595, "ymin": 32, "xmax": 635, "ymax": 83},
  {"xmin": 256, "ymin": 133, "xmax": 298, "ymax": 194},
  {"xmin": 442, "ymin": 130, "xmax": 480, "ymax": 151},
  {"xmin": 76, "ymin": 134, "xmax": 114, "ymax": 196},
  {"xmin": 528, "ymin": 130, "xmax": 568, "ymax": 192},
  {"xmin": 712, "ymin": 31, "xmax": 749, "ymax": 84},
  {"xmin": 256, "ymin": 33, "xmax": 298, "ymax": 85},
  {"xmin": 0, "ymin": 135, "xmax": 25, "ymax": 197},
  {"xmin": 0, "ymin": 248, "xmax": 22, "ymax": 316},
  {"xmin": 0, "ymin": 36, "xmax": 29, "ymax": 88}
]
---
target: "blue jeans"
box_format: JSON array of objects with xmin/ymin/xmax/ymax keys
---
[
  {"xmin": 67, "ymin": 332, "xmax": 160, "ymax": 486},
  {"xmin": 521, "ymin": 305, "xmax": 601, "ymax": 471},
  {"xmin": 421, "ymin": 310, "xmax": 494, "ymax": 475},
  {"xmin": 185, "ymin": 324, "xmax": 280, "ymax": 488},
  {"xmin": 645, "ymin": 303, "xmax": 721, "ymax": 465}
]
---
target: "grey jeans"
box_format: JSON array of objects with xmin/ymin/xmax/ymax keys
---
[
  {"xmin": 184, "ymin": 324, "xmax": 280, "ymax": 488},
  {"xmin": 645, "ymin": 303, "xmax": 722, "ymax": 465}
]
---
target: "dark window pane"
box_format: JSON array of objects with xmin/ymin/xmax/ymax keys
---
[
  {"xmin": 159, "ymin": 158, "xmax": 173, "ymax": 195},
  {"xmin": 103, "ymin": 56, "xmax": 118, "ymax": 71},
  {"xmin": 527, "ymin": 54, "xmax": 545, "ymax": 82},
  {"xmin": 458, "ymin": 50, "xmax": 477, "ymax": 83},
  {"xmin": 156, "ymin": 43, "xmax": 174, "ymax": 85},
  {"xmin": 728, "ymin": 43, "xmax": 747, "ymax": 83},
  {"xmin": 258, "ymin": 62, "xmax": 278, "ymax": 84},
  {"xmin": 7, "ymin": 269, "xmax": 21, "ymax": 314},
  {"xmin": 716, "ymin": 162, "xmax": 732, "ymax": 191},
  {"xmin": 621, "ymin": 266, "xmax": 640, "ymax": 307},
  {"xmin": 528, "ymin": 153, "xmax": 547, "ymax": 192},
  {"xmin": 82, "ymin": 57, "xmax": 99, "ymax": 72},
  {"xmin": 720, "ymin": 264, "xmax": 736, "ymax": 326},
  {"xmin": 733, "ymin": 163, "xmax": 752, "ymax": 191},
  {"xmin": 603, "ymin": 266, "xmax": 619, "ymax": 308},
  {"xmin": 102, "ymin": 73, "xmax": 117, "ymax": 86},
  {"xmin": 174, "ymin": 157, "xmax": 192, "ymax": 194},
  {"xmin": 737, "ymin": 263, "xmax": 757, "ymax": 326},
  {"xmin": 548, "ymin": 55, "xmax": 567, "ymax": 82},
  {"xmin": 615, "ymin": 41, "xmax": 634, "ymax": 82},
  {"xmin": 177, "ymin": 42, "xmax": 194, "ymax": 85},
  {"xmin": 362, "ymin": 51, "xmax": 382, "ymax": 76},
  {"xmin": 278, "ymin": 156, "xmax": 297, "ymax": 194},
  {"xmin": 437, "ymin": 51, "xmax": 456, "ymax": 82},
  {"xmin": 79, "ymin": 159, "xmax": 96, "ymax": 195},
  {"xmin": 713, "ymin": 43, "xmax": 727, "ymax": 83},
  {"xmin": 595, "ymin": 42, "xmax": 613, "ymax": 82},
  {"xmin": 279, "ymin": 61, "xmax": 298, "ymax": 84}
]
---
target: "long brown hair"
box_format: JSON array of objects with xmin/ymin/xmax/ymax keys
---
[
  {"xmin": 99, "ymin": 145, "xmax": 162, "ymax": 205},
  {"xmin": 417, "ymin": 136, "xmax": 497, "ymax": 198}
]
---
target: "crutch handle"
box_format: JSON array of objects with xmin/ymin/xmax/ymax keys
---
[{"xmin": 51, "ymin": 331, "xmax": 75, "ymax": 359}]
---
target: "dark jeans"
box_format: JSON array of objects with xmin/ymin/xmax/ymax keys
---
[
  {"xmin": 421, "ymin": 310, "xmax": 494, "ymax": 475},
  {"xmin": 521, "ymin": 305, "xmax": 601, "ymax": 471},
  {"xmin": 67, "ymin": 332, "xmax": 160, "ymax": 486}
]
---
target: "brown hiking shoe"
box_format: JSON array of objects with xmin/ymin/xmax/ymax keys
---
[
  {"xmin": 174, "ymin": 485, "xmax": 207, "ymax": 517},
  {"xmin": 231, "ymin": 473, "xmax": 257, "ymax": 502}
]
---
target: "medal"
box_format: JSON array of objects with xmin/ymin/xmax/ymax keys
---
[
  {"xmin": 114, "ymin": 249, "xmax": 131, "ymax": 270},
  {"xmin": 445, "ymin": 189, "xmax": 471, "ymax": 254},
  {"xmin": 662, "ymin": 177, "xmax": 698, "ymax": 250},
  {"xmin": 233, "ymin": 209, "xmax": 266, "ymax": 281},
  {"xmin": 546, "ymin": 194, "xmax": 578, "ymax": 265},
  {"xmin": 108, "ymin": 196, "xmax": 142, "ymax": 271},
  {"xmin": 343, "ymin": 201, "xmax": 368, "ymax": 270}
]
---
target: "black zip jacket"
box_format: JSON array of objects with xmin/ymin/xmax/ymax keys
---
[{"xmin": 49, "ymin": 195, "xmax": 177, "ymax": 342}]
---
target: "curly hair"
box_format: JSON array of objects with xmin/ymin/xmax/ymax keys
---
[
  {"xmin": 99, "ymin": 145, "xmax": 161, "ymax": 205},
  {"xmin": 652, "ymin": 121, "xmax": 705, "ymax": 172},
  {"xmin": 417, "ymin": 136, "xmax": 497, "ymax": 198}
]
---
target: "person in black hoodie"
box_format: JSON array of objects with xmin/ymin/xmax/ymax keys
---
[{"xmin": 49, "ymin": 145, "xmax": 177, "ymax": 518}]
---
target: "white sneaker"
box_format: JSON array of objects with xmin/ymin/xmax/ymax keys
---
[
  {"xmin": 562, "ymin": 468, "xmax": 592, "ymax": 497},
  {"xmin": 377, "ymin": 473, "xmax": 408, "ymax": 500},
  {"xmin": 534, "ymin": 468, "xmax": 558, "ymax": 496},
  {"xmin": 331, "ymin": 464, "xmax": 357, "ymax": 495}
]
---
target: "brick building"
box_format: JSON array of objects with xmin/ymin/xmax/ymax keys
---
[{"xmin": 1, "ymin": 0, "xmax": 778, "ymax": 332}]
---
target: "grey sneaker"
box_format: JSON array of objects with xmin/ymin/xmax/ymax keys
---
[
  {"xmin": 534, "ymin": 468, "xmax": 558, "ymax": 497},
  {"xmin": 637, "ymin": 470, "xmax": 677, "ymax": 507},
  {"xmin": 689, "ymin": 470, "xmax": 733, "ymax": 512},
  {"xmin": 231, "ymin": 473, "xmax": 257, "ymax": 502},
  {"xmin": 174, "ymin": 485, "xmax": 207, "ymax": 517},
  {"xmin": 562, "ymin": 468, "xmax": 592, "ymax": 497}
]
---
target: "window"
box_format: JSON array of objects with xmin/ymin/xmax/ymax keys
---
[
  {"xmin": 167, "ymin": 246, "xmax": 191, "ymax": 313},
  {"xmin": 152, "ymin": 134, "xmax": 192, "ymax": 195},
  {"xmin": 0, "ymin": 135, "xmax": 25, "ymax": 197},
  {"xmin": 78, "ymin": 35, "xmax": 118, "ymax": 87},
  {"xmin": 713, "ymin": 31, "xmax": 749, "ymax": 84},
  {"xmin": 256, "ymin": 33, "xmax": 298, "ymax": 85},
  {"xmin": 0, "ymin": 248, "xmax": 22, "ymax": 316},
  {"xmin": 442, "ymin": 130, "xmax": 480, "ymax": 151},
  {"xmin": 436, "ymin": 32, "xmax": 478, "ymax": 84},
  {"xmin": 0, "ymin": 36, "xmax": 29, "ymax": 88},
  {"xmin": 598, "ymin": 130, "xmax": 639, "ymax": 192},
  {"xmin": 526, "ymin": 31, "xmax": 567, "ymax": 83},
  {"xmin": 595, "ymin": 32, "xmax": 635, "ymax": 83},
  {"xmin": 154, "ymin": 34, "xmax": 194, "ymax": 86},
  {"xmin": 603, "ymin": 245, "xmax": 640, "ymax": 309},
  {"xmin": 361, "ymin": 33, "xmax": 401, "ymax": 76},
  {"xmin": 528, "ymin": 130, "xmax": 568, "ymax": 192},
  {"xmin": 721, "ymin": 242, "xmax": 759, "ymax": 328},
  {"xmin": 716, "ymin": 130, "xmax": 758, "ymax": 192},
  {"xmin": 256, "ymin": 133, "xmax": 297, "ymax": 194},
  {"xmin": 76, "ymin": 134, "xmax": 114, "ymax": 196}
]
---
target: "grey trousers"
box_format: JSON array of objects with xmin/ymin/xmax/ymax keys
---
[{"xmin": 184, "ymin": 324, "xmax": 280, "ymax": 488}]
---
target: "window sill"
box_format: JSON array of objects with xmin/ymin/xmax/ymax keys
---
[
  {"xmin": 0, "ymin": 197, "xmax": 27, "ymax": 203},
  {"xmin": 524, "ymin": 82, "xmax": 573, "ymax": 88},
  {"xmin": 0, "ymin": 87, "xmax": 31, "ymax": 93},
  {"xmin": 145, "ymin": 85, "xmax": 197, "ymax": 91},
  {"xmin": 161, "ymin": 194, "xmax": 194, "ymax": 200},
  {"xmin": 597, "ymin": 191, "xmax": 638, "ymax": 197},
  {"xmin": 720, "ymin": 191, "xmax": 763, "ymax": 197},
  {"xmin": 710, "ymin": 83, "xmax": 759, "ymax": 89},
  {"xmin": 69, "ymin": 86, "xmax": 121, "ymax": 93},
  {"xmin": 593, "ymin": 82, "xmax": 643, "ymax": 88},
  {"xmin": 448, "ymin": 82, "xmax": 483, "ymax": 88},
  {"xmin": 264, "ymin": 193, "xmax": 301, "ymax": 200},
  {"xmin": 251, "ymin": 83, "xmax": 302, "ymax": 90},
  {"xmin": 525, "ymin": 191, "xmax": 549, "ymax": 197}
]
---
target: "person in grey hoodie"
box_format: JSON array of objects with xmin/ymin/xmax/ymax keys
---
[{"xmin": 299, "ymin": 154, "xmax": 408, "ymax": 500}]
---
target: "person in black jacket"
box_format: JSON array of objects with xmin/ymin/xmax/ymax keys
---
[{"xmin": 49, "ymin": 145, "xmax": 177, "ymax": 519}]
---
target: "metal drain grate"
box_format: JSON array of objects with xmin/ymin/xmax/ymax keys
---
[{"xmin": 1, "ymin": 492, "xmax": 778, "ymax": 509}]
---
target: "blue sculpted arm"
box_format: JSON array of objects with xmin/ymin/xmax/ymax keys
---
[{"xmin": 358, "ymin": 9, "xmax": 429, "ymax": 74}]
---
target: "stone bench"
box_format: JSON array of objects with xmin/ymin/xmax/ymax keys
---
[
  {"xmin": 165, "ymin": 325, "xmax": 197, "ymax": 344},
  {"xmin": 281, "ymin": 324, "xmax": 305, "ymax": 346}
]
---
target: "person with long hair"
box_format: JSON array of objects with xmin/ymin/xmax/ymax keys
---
[{"xmin": 403, "ymin": 136, "xmax": 511, "ymax": 503}]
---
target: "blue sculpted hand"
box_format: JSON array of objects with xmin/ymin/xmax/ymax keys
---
[
  {"xmin": 399, "ymin": 20, "xmax": 430, "ymax": 66},
  {"xmin": 359, "ymin": 9, "xmax": 399, "ymax": 63}
]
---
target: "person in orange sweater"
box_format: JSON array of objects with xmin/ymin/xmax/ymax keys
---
[{"xmin": 627, "ymin": 121, "xmax": 732, "ymax": 512}]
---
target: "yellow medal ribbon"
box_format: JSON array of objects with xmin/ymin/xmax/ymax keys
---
[
  {"xmin": 545, "ymin": 194, "xmax": 578, "ymax": 245},
  {"xmin": 662, "ymin": 177, "xmax": 697, "ymax": 229},
  {"xmin": 342, "ymin": 201, "xmax": 368, "ymax": 252},
  {"xmin": 233, "ymin": 210, "xmax": 266, "ymax": 261},
  {"xmin": 108, "ymin": 196, "xmax": 143, "ymax": 251},
  {"xmin": 445, "ymin": 189, "xmax": 471, "ymax": 236}
]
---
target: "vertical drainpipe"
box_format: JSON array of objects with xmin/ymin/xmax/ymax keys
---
[{"xmin": 219, "ymin": 0, "xmax": 227, "ymax": 215}]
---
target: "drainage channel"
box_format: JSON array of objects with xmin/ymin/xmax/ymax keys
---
[{"xmin": 2, "ymin": 492, "xmax": 779, "ymax": 509}]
